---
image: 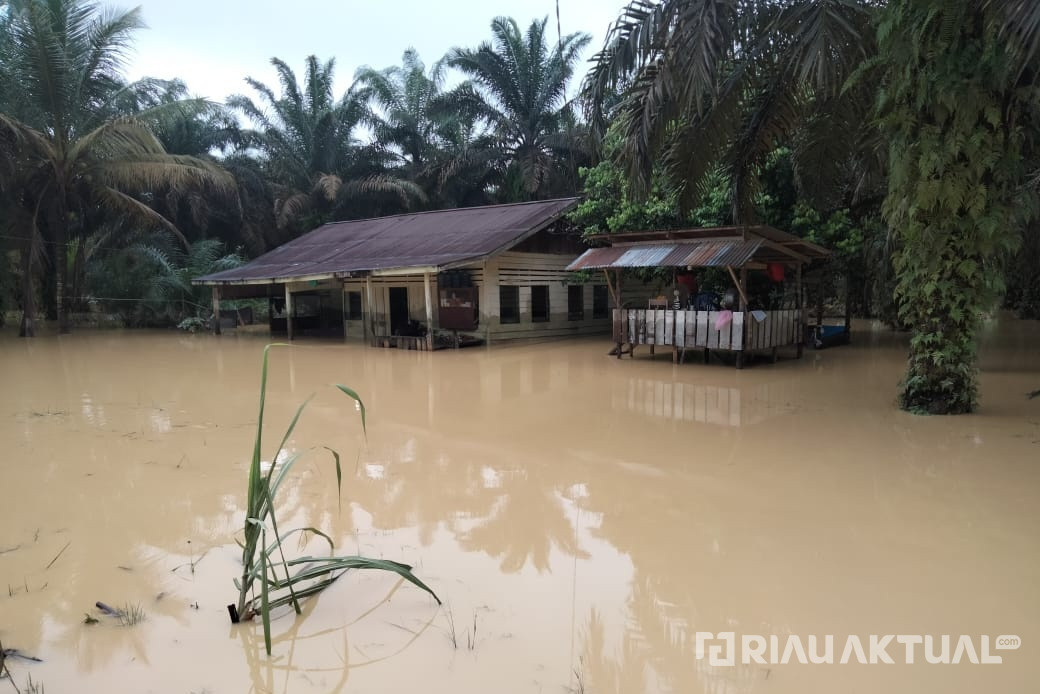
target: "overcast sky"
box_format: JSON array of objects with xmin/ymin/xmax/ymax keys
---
[{"xmin": 125, "ymin": 0, "xmax": 624, "ymax": 104}]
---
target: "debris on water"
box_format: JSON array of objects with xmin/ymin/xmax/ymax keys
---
[
  {"xmin": 44, "ymin": 541, "xmax": 70, "ymax": 569},
  {"xmin": 83, "ymin": 614, "xmax": 99, "ymax": 625},
  {"xmin": 117, "ymin": 565, "xmax": 133, "ymax": 571},
  {"xmin": 155, "ymin": 591, "xmax": 166, "ymax": 602},
  {"xmin": 1, "ymin": 648, "xmax": 43, "ymax": 663},
  {"xmin": 1027, "ymin": 389, "xmax": 1040, "ymax": 400},
  {"xmin": 94, "ymin": 601, "xmax": 121, "ymax": 617}
]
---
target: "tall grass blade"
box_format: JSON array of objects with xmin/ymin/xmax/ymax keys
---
[
  {"xmin": 260, "ymin": 528, "xmax": 272, "ymax": 656},
  {"xmin": 334, "ymin": 385, "xmax": 367, "ymax": 435},
  {"xmin": 323, "ymin": 447, "xmax": 343, "ymax": 511},
  {"xmin": 231, "ymin": 344, "xmax": 439, "ymax": 657}
]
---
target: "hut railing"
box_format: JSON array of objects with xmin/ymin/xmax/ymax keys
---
[{"xmin": 612, "ymin": 308, "xmax": 802, "ymax": 351}]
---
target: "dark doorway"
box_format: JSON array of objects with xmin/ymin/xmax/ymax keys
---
[{"xmin": 389, "ymin": 287, "xmax": 410, "ymax": 334}]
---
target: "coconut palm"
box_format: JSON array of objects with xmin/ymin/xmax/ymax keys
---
[
  {"xmin": 0, "ymin": 0, "xmax": 234, "ymax": 335},
  {"xmin": 227, "ymin": 55, "xmax": 423, "ymax": 233},
  {"xmin": 445, "ymin": 16, "xmax": 592, "ymax": 199}
]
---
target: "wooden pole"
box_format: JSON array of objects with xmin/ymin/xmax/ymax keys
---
[
  {"xmin": 284, "ymin": 284, "xmax": 293, "ymax": 341},
  {"xmin": 796, "ymin": 263, "xmax": 804, "ymax": 358},
  {"xmin": 736, "ymin": 267, "xmax": 748, "ymax": 369},
  {"xmin": 365, "ymin": 275, "xmax": 374, "ymax": 345},
  {"xmin": 483, "ymin": 261, "xmax": 490, "ymax": 347},
  {"xmin": 725, "ymin": 265, "xmax": 749, "ymax": 308},
  {"xmin": 211, "ymin": 286, "xmax": 221, "ymax": 335},
  {"xmin": 341, "ymin": 282, "xmax": 347, "ymax": 341},
  {"xmin": 423, "ymin": 271, "xmax": 434, "ymax": 351},
  {"xmin": 603, "ymin": 269, "xmax": 618, "ymax": 307}
]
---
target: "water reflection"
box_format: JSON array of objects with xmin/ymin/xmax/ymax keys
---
[{"xmin": 1, "ymin": 325, "xmax": 1038, "ymax": 693}]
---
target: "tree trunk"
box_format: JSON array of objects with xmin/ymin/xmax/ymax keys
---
[
  {"xmin": 56, "ymin": 230, "xmax": 69, "ymax": 333},
  {"xmin": 54, "ymin": 192, "xmax": 71, "ymax": 334},
  {"xmin": 18, "ymin": 245, "xmax": 36, "ymax": 338},
  {"xmin": 879, "ymin": 0, "xmax": 1028, "ymax": 414},
  {"xmin": 42, "ymin": 256, "xmax": 57, "ymax": 320}
]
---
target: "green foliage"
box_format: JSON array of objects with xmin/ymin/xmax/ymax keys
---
[
  {"xmin": 878, "ymin": 0, "xmax": 1040, "ymax": 413},
  {"xmin": 446, "ymin": 17, "xmax": 592, "ymax": 200},
  {"xmin": 570, "ymin": 126, "xmax": 729, "ymax": 236},
  {"xmin": 584, "ymin": 0, "xmax": 879, "ymax": 220},
  {"xmin": 0, "ymin": 0, "xmax": 233, "ymax": 335},
  {"xmin": 86, "ymin": 234, "xmax": 242, "ymax": 326},
  {"xmin": 234, "ymin": 345, "xmax": 439, "ymax": 656},
  {"xmin": 228, "ymin": 55, "xmax": 424, "ymax": 234}
]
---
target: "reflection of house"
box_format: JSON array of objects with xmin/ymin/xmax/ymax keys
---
[{"xmin": 194, "ymin": 198, "xmax": 613, "ymax": 347}]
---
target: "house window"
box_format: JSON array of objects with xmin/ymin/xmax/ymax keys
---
[
  {"xmin": 593, "ymin": 285, "xmax": 609, "ymax": 319},
  {"xmin": 568, "ymin": 285, "xmax": 584, "ymax": 321},
  {"xmin": 531, "ymin": 286, "xmax": 550, "ymax": 322},
  {"xmin": 500, "ymin": 285, "xmax": 520, "ymax": 324},
  {"xmin": 345, "ymin": 291, "xmax": 363, "ymax": 320}
]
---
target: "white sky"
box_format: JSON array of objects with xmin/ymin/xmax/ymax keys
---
[{"xmin": 125, "ymin": 0, "xmax": 624, "ymax": 104}]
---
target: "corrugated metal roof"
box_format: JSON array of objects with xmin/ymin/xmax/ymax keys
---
[
  {"xmin": 567, "ymin": 239, "xmax": 763, "ymax": 271},
  {"xmin": 587, "ymin": 224, "xmax": 831, "ymax": 260},
  {"xmin": 195, "ymin": 197, "xmax": 578, "ymax": 284}
]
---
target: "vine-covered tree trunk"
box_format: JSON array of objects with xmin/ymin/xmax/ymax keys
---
[
  {"xmin": 878, "ymin": 0, "xmax": 1037, "ymax": 414},
  {"xmin": 18, "ymin": 236, "xmax": 36, "ymax": 338}
]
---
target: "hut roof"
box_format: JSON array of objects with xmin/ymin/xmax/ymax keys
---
[
  {"xmin": 567, "ymin": 225, "xmax": 830, "ymax": 271},
  {"xmin": 195, "ymin": 197, "xmax": 579, "ymax": 285}
]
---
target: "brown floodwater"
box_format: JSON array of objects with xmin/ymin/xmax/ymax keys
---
[{"xmin": 0, "ymin": 317, "xmax": 1038, "ymax": 693}]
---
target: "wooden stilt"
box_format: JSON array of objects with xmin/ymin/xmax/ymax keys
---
[
  {"xmin": 796, "ymin": 263, "xmax": 804, "ymax": 358},
  {"xmin": 211, "ymin": 286, "xmax": 221, "ymax": 335},
  {"xmin": 284, "ymin": 284, "xmax": 293, "ymax": 341},
  {"xmin": 423, "ymin": 271, "xmax": 434, "ymax": 351},
  {"xmin": 737, "ymin": 267, "xmax": 748, "ymax": 369},
  {"xmin": 365, "ymin": 275, "xmax": 374, "ymax": 346}
]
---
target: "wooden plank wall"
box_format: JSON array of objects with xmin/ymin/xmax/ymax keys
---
[
  {"xmin": 480, "ymin": 252, "xmax": 611, "ymax": 340},
  {"xmin": 613, "ymin": 308, "xmax": 802, "ymax": 351},
  {"xmin": 746, "ymin": 309, "xmax": 801, "ymax": 350},
  {"xmin": 342, "ymin": 252, "xmax": 616, "ymax": 342}
]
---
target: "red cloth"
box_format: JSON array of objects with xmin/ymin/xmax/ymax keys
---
[
  {"xmin": 767, "ymin": 263, "xmax": 785, "ymax": 282},
  {"xmin": 677, "ymin": 274, "xmax": 698, "ymax": 293}
]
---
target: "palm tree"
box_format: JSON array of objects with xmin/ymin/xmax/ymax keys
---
[
  {"xmin": 350, "ymin": 49, "xmax": 506, "ymax": 208},
  {"xmin": 583, "ymin": 0, "xmax": 878, "ymax": 221},
  {"xmin": 350, "ymin": 49, "xmax": 450, "ymax": 186},
  {"xmin": 0, "ymin": 0, "xmax": 233, "ymax": 335},
  {"xmin": 446, "ymin": 16, "xmax": 592, "ymax": 199},
  {"xmin": 227, "ymin": 56, "xmax": 423, "ymax": 233},
  {"xmin": 86, "ymin": 231, "xmax": 242, "ymax": 325},
  {"xmin": 585, "ymin": 0, "xmax": 1040, "ymax": 414}
]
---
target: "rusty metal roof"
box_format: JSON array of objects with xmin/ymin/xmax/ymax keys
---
[
  {"xmin": 567, "ymin": 238, "xmax": 764, "ymax": 271},
  {"xmin": 586, "ymin": 225, "xmax": 831, "ymax": 262},
  {"xmin": 195, "ymin": 197, "xmax": 578, "ymax": 284}
]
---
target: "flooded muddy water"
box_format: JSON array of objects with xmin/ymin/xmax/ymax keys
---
[{"xmin": 1, "ymin": 317, "xmax": 1038, "ymax": 693}]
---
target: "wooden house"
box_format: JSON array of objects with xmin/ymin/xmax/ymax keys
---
[
  {"xmin": 194, "ymin": 198, "xmax": 613, "ymax": 348},
  {"xmin": 567, "ymin": 225, "xmax": 832, "ymax": 367}
]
